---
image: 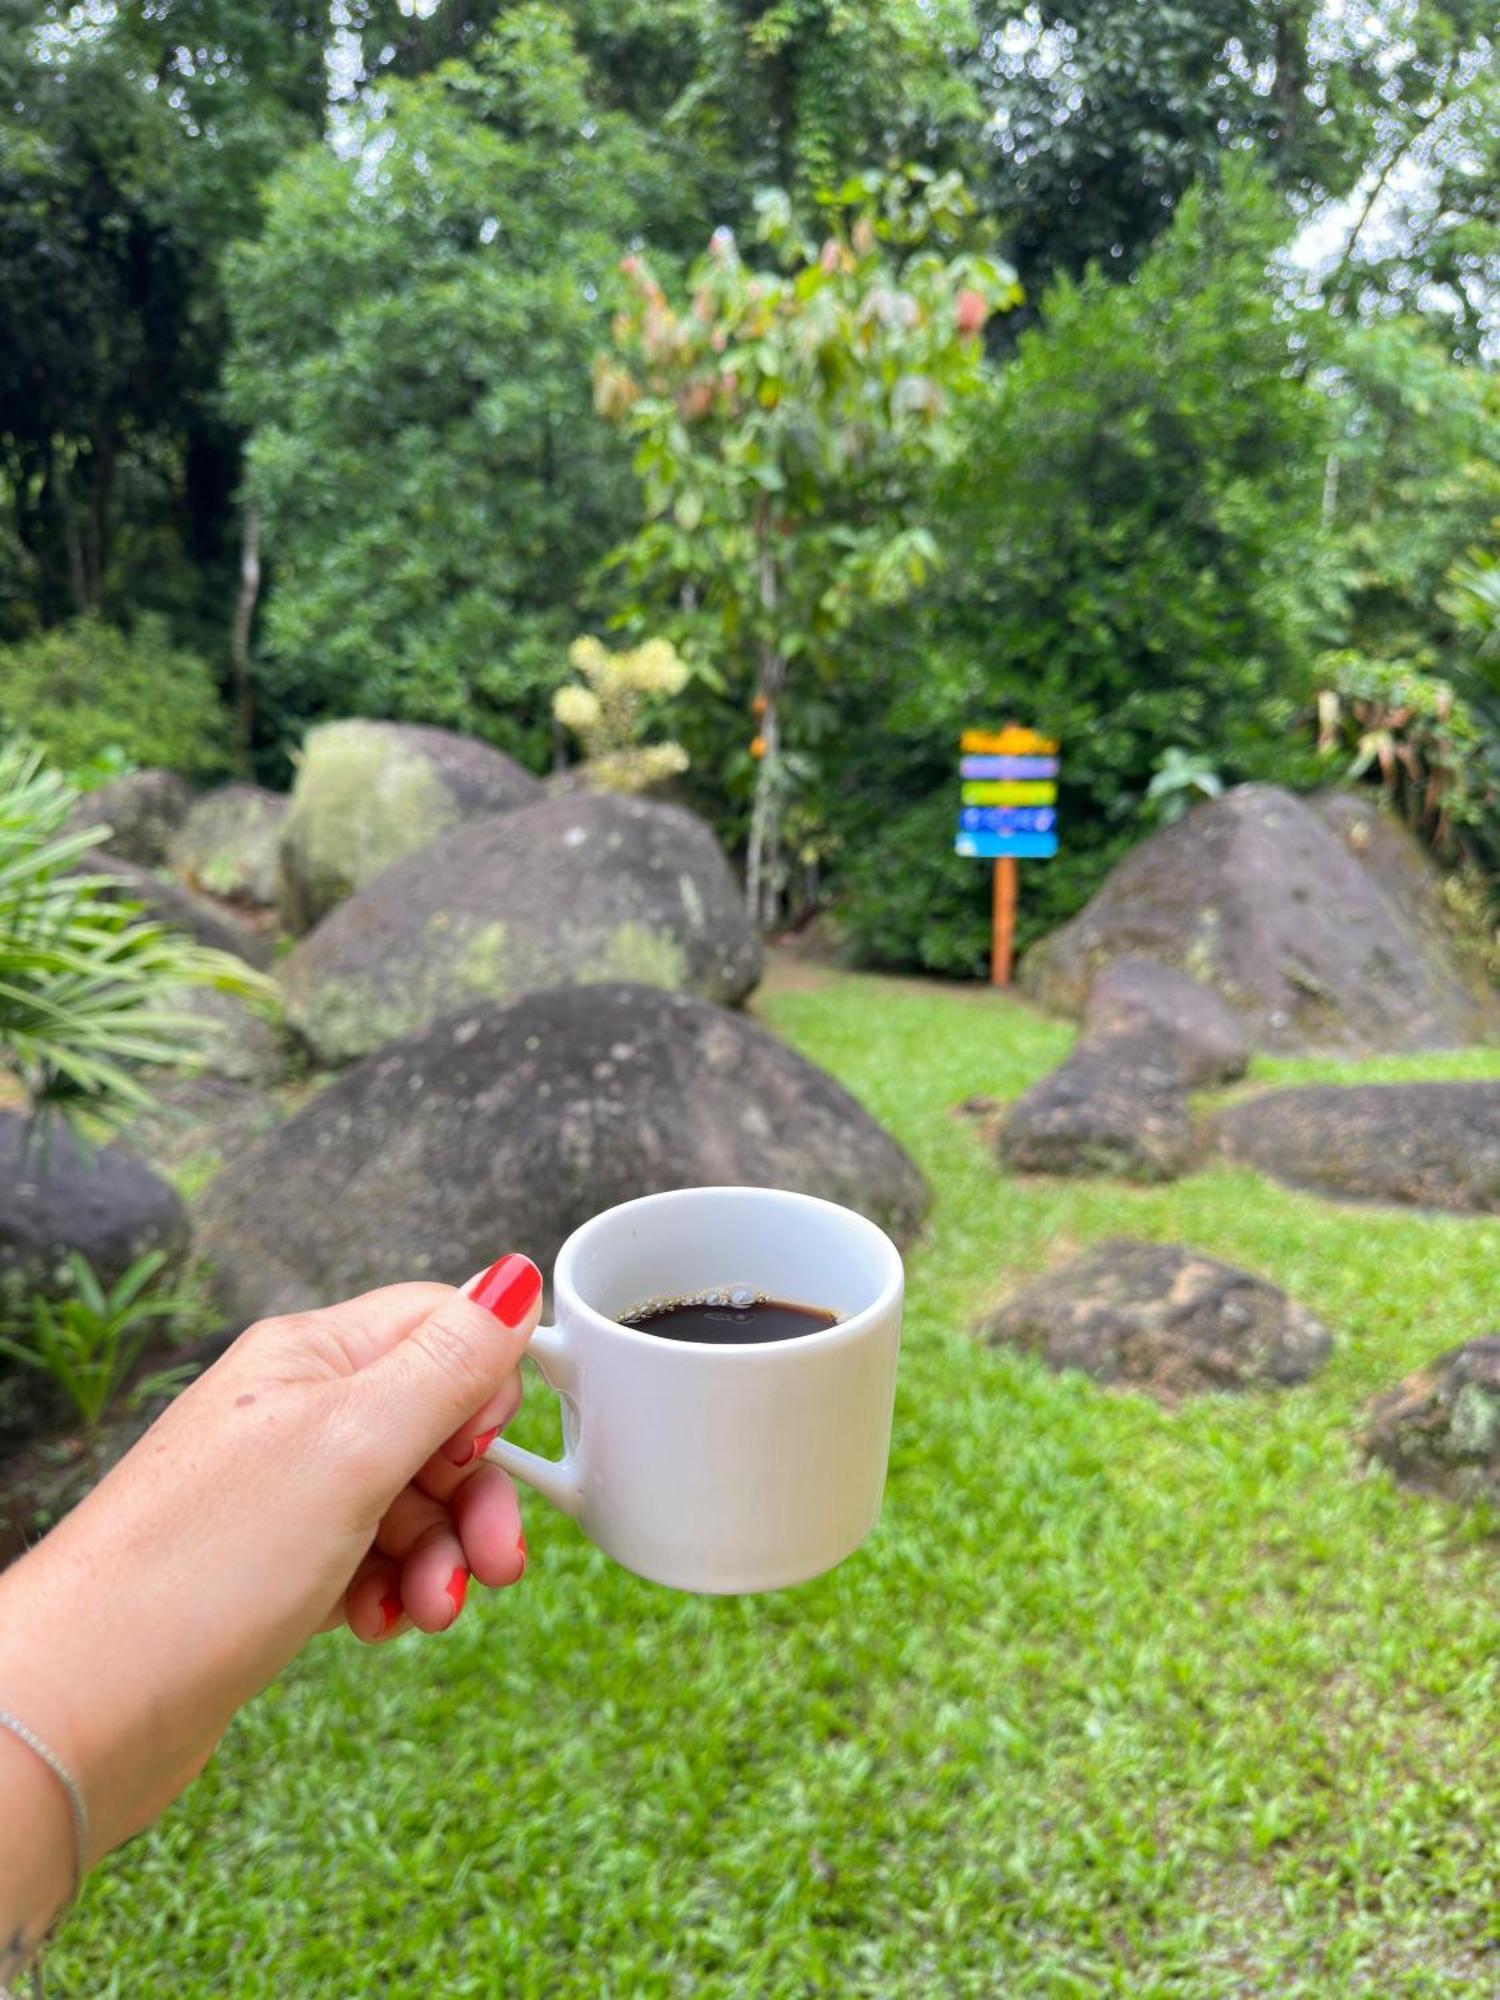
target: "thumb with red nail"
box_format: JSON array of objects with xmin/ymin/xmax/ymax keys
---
[{"xmin": 0, "ymin": 1259, "xmax": 543, "ymax": 1930}]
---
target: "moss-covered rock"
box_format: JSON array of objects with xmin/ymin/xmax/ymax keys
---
[
  {"xmin": 195, "ymin": 982, "xmax": 926, "ymax": 1326},
  {"xmin": 1215, "ymin": 1082, "xmax": 1500, "ymax": 1213},
  {"xmin": 998, "ymin": 1029, "xmax": 1194, "ymax": 1182},
  {"xmin": 1363, "ymin": 1336, "xmax": 1500, "ymax": 1506},
  {"xmin": 277, "ymin": 719, "xmax": 542, "ymax": 934},
  {"xmin": 63, "ymin": 768, "xmax": 194, "ymax": 867},
  {"xmin": 169, "ymin": 783, "xmax": 287, "ymax": 907},
  {"xmin": 91, "ymin": 855, "xmax": 276, "ymax": 969},
  {"xmin": 1022, "ymin": 785, "xmax": 1500, "ymax": 1053},
  {"xmin": 983, "ymin": 1238, "xmax": 1332, "ymax": 1405},
  {"xmin": 278, "ymin": 793, "xmax": 762, "ymax": 1065}
]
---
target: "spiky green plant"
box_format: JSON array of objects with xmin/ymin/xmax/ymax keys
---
[
  {"xmin": 0, "ymin": 739, "xmax": 272, "ymax": 1132},
  {"xmin": 0, "ymin": 1248, "xmax": 206, "ymax": 1430}
]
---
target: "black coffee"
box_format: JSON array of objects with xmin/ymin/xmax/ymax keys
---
[{"xmin": 619, "ymin": 1286, "xmax": 838, "ymax": 1346}]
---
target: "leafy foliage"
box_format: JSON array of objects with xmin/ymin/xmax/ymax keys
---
[
  {"xmin": 1145, "ymin": 747, "xmax": 1225, "ymax": 825},
  {"xmin": 224, "ymin": 9, "xmax": 663, "ymax": 767},
  {"xmin": 1324, "ymin": 320, "xmax": 1500, "ymax": 681},
  {"xmin": 1315, "ymin": 650, "xmax": 1498, "ymax": 869},
  {"xmin": 834, "ymin": 166, "xmax": 1332, "ymax": 973},
  {"xmin": 600, "ymin": 169, "xmax": 1017, "ymax": 922},
  {"xmin": 0, "ymin": 743, "xmax": 271, "ymax": 1131},
  {"xmin": 972, "ymin": 0, "xmax": 1500, "ymax": 339},
  {"xmin": 553, "ymin": 636, "xmax": 690, "ymax": 793},
  {"xmin": 0, "ymin": 616, "xmax": 227, "ymax": 777},
  {"xmin": 0, "ymin": 1249, "xmax": 206, "ymax": 1431}
]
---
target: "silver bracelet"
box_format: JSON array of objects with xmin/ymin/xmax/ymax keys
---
[{"xmin": 0, "ymin": 1707, "xmax": 89, "ymax": 1898}]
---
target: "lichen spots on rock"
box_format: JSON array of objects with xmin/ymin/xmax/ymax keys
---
[
  {"xmin": 276, "ymin": 793, "xmax": 760, "ymax": 1064},
  {"xmin": 595, "ymin": 923, "xmax": 687, "ymax": 989},
  {"xmin": 455, "ymin": 920, "xmax": 510, "ymax": 995}
]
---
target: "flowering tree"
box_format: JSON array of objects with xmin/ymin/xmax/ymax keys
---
[
  {"xmin": 552, "ymin": 635, "xmax": 690, "ymax": 795},
  {"xmin": 595, "ymin": 170, "xmax": 1017, "ymax": 924}
]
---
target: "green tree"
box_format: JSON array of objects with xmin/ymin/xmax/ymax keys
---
[
  {"xmin": 941, "ymin": 163, "xmax": 1335, "ymax": 817},
  {"xmin": 835, "ymin": 165, "xmax": 1338, "ymax": 974},
  {"xmin": 1323, "ymin": 319, "xmax": 1500, "ymax": 673},
  {"xmin": 589, "ymin": 0, "xmax": 979, "ymax": 211},
  {"xmin": 224, "ymin": 7, "xmax": 664, "ymax": 764},
  {"xmin": 0, "ymin": 0, "xmax": 332, "ymax": 648},
  {"xmin": 599, "ymin": 169, "xmax": 1015, "ymax": 923},
  {"xmin": 971, "ymin": 0, "xmax": 1499, "ymax": 322}
]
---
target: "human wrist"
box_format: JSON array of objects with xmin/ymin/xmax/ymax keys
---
[
  {"xmin": 0, "ymin": 1533, "xmax": 150, "ymax": 1868},
  {"xmin": 0, "ymin": 1710, "xmax": 77, "ymax": 1981}
]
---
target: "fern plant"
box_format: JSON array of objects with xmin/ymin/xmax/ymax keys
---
[
  {"xmin": 0, "ymin": 740, "xmax": 271, "ymax": 1134},
  {"xmin": 0, "ymin": 1249, "xmax": 205, "ymax": 1430}
]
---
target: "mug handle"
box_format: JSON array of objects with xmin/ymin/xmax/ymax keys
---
[{"xmin": 483, "ymin": 1322, "xmax": 584, "ymax": 1517}]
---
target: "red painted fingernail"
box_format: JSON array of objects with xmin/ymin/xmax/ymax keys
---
[
  {"xmin": 466, "ymin": 1254, "xmax": 541, "ymax": 1329},
  {"xmin": 377, "ymin": 1590, "xmax": 403, "ymax": 1636},
  {"xmin": 442, "ymin": 1421, "xmax": 500, "ymax": 1469},
  {"xmin": 444, "ymin": 1567, "xmax": 469, "ymax": 1621}
]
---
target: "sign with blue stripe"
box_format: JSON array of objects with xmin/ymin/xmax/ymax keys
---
[
  {"xmin": 955, "ymin": 830, "xmax": 1058, "ymax": 859},
  {"xmin": 959, "ymin": 806, "xmax": 1056, "ymax": 834},
  {"xmin": 954, "ymin": 725, "xmax": 1061, "ymax": 863}
]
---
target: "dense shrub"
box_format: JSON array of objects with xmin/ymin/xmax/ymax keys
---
[
  {"xmin": 830, "ymin": 166, "xmax": 1331, "ymax": 973},
  {"xmin": 836, "ymin": 792, "xmax": 1134, "ymax": 975},
  {"xmin": 0, "ymin": 616, "xmax": 226, "ymax": 778}
]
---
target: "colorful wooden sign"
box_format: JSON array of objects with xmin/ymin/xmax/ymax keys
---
[
  {"xmin": 958, "ymin": 807, "xmax": 1056, "ymax": 833},
  {"xmin": 960, "ymin": 755, "xmax": 1059, "ymax": 780},
  {"xmin": 956, "ymin": 725, "xmax": 1061, "ymax": 984},
  {"xmin": 961, "ymin": 780, "xmax": 1057, "ymax": 808},
  {"xmin": 961, "ymin": 727, "xmax": 1059, "ymax": 755}
]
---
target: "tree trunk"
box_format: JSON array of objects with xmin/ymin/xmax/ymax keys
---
[
  {"xmin": 86, "ymin": 432, "xmax": 115, "ymax": 611},
  {"xmin": 1320, "ymin": 450, "xmax": 1340, "ymax": 530},
  {"xmin": 1271, "ymin": 5, "xmax": 1309, "ymax": 151},
  {"xmin": 744, "ymin": 667, "xmax": 783, "ymax": 928},
  {"xmin": 52, "ymin": 444, "xmax": 88, "ymax": 618},
  {"xmin": 743, "ymin": 505, "xmax": 785, "ymax": 929},
  {"xmin": 229, "ymin": 502, "xmax": 261, "ymax": 776}
]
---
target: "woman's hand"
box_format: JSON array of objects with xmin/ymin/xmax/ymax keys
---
[{"xmin": 0, "ymin": 1258, "xmax": 542, "ymax": 1889}]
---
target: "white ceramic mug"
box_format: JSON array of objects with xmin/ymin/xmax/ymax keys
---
[{"xmin": 485, "ymin": 1185, "xmax": 905, "ymax": 1594}]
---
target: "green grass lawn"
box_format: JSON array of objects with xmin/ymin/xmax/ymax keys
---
[{"xmin": 55, "ymin": 969, "xmax": 1500, "ymax": 1997}]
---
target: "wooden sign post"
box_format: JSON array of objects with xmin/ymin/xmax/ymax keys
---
[
  {"xmin": 954, "ymin": 726, "xmax": 1061, "ymax": 987},
  {"xmin": 991, "ymin": 853, "xmax": 1018, "ymax": 986}
]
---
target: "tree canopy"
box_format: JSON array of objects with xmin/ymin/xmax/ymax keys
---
[{"xmin": 1, "ymin": 0, "xmax": 1495, "ymax": 956}]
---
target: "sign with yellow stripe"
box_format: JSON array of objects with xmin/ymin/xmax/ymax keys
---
[{"xmin": 960, "ymin": 780, "xmax": 1056, "ymax": 807}]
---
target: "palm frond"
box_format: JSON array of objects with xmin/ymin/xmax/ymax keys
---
[{"xmin": 0, "ymin": 739, "xmax": 277, "ymax": 1133}]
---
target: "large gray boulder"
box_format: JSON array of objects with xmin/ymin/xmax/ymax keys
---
[
  {"xmin": 278, "ymin": 719, "xmax": 543, "ymax": 934},
  {"xmin": 983, "ymin": 1238, "xmax": 1332, "ymax": 1404},
  {"xmin": 169, "ymin": 783, "xmax": 287, "ymax": 908},
  {"xmin": 91, "ymin": 856, "xmax": 276, "ymax": 970},
  {"xmin": 0, "ymin": 1113, "xmax": 189, "ymax": 1439},
  {"xmin": 1216, "ymin": 1082, "xmax": 1500, "ymax": 1213},
  {"xmin": 124, "ymin": 1076, "xmax": 287, "ymax": 1181},
  {"xmin": 159, "ymin": 987, "xmax": 288, "ymax": 1087},
  {"xmin": 1083, "ymin": 955, "xmax": 1249, "ymax": 1086},
  {"xmin": 196, "ymin": 982, "xmax": 928, "ymax": 1327},
  {"xmin": 279, "ymin": 793, "xmax": 763, "ymax": 1066},
  {"xmin": 64, "ymin": 769, "xmax": 194, "ymax": 867},
  {"xmin": 1362, "ymin": 1336, "xmax": 1500, "ymax": 1506},
  {"xmin": 998, "ymin": 1030, "xmax": 1194, "ymax": 1182},
  {"xmin": 1022, "ymin": 786, "xmax": 1500, "ymax": 1054}
]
